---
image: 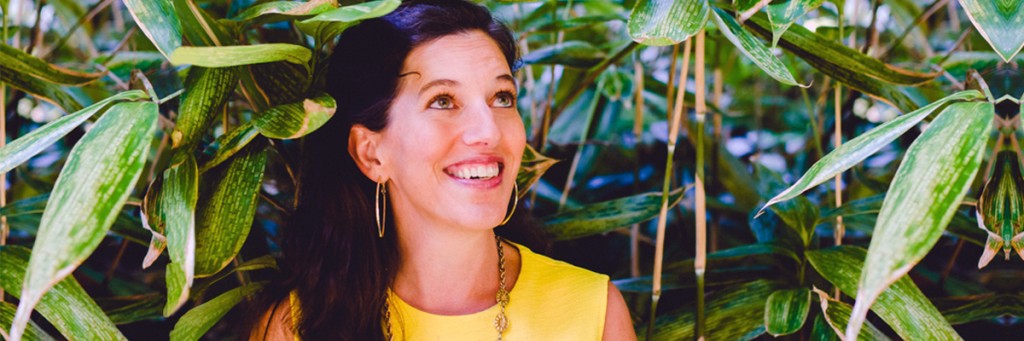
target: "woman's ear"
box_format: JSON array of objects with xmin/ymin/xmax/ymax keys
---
[{"xmin": 348, "ymin": 124, "xmax": 386, "ymax": 181}]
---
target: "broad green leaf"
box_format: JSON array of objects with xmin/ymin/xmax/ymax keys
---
[
  {"xmin": 173, "ymin": 0, "xmax": 236, "ymax": 47},
  {"xmin": 807, "ymin": 246, "xmax": 961, "ymax": 340},
  {"xmin": 757, "ymin": 165, "xmax": 819, "ymax": 247},
  {"xmin": 253, "ymin": 93, "xmax": 336, "ymax": 139},
  {"xmin": 975, "ymin": 150, "xmax": 1024, "ymax": 268},
  {"xmin": 936, "ymin": 294, "xmax": 1024, "ymax": 324},
  {"xmin": 169, "ymin": 44, "xmax": 312, "ymax": 67},
  {"xmin": 170, "ymin": 282, "xmax": 265, "ymax": 341},
  {"xmin": 645, "ymin": 280, "xmax": 782, "ymax": 340},
  {"xmin": 297, "ymin": 0, "xmax": 401, "ymax": 46},
  {"xmin": 810, "ymin": 315, "xmax": 841, "ymax": 341},
  {"xmin": 141, "ymin": 176, "xmax": 167, "ymax": 269},
  {"xmin": 765, "ymin": 288, "xmax": 811, "ymax": 336},
  {"xmin": 959, "ymin": 0, "xmax": 1024, "ymax": 62},
  {"xmin": 1, "ymin": 63, "xmax": 83, "ymax": 112},
  {"xmin": 174, "ymin": 67, "xmax": 239, "ymax": 149},
  {"xmin": 812, "ymin": 288, "xmax": 891, "ymax": 340},
  {"xmin": 743, "ymin": 14, "xmax": 933, "ymax": 112},
  {"xmin": 0, "ymin": 43, "xmax": 103, "ymax": 85},
  {"xmin": 543, "ymin": 187, "xmax": 685, "ymax": 240},
  {"xmin": 710, "ymin": 7, "xmax": 805, "ymax": 87},
  {"xmin": 123, "ymin": 0, "xmax": 182, "ymax": 60},
  {"xmin": 239, "ymin": 60, "xmax": 309, "ymax": 112},
  {"xmin": 195, "ymin": 143, "xmax": 267, "ymax": 277},
  {"xmin": 521, "ymin": 41, "xmax": 608, "ymax": 68},
  {"xmin": 1, "ymin": 246, "xmax": 121, "ymax": 341},
  {"xmin": 161, "ymin": 151, "xmax": 200, "ymax": 316},
  {"xmin": 232, "ymin": 0, "xmax": 335, "ymax": 25},
  {"xmin": 628, "ymin": 0, "xmax": 710, "ymax": 46},
  {"xmin": 516, "ymin": 144, "xmax": 558, "ymax": 198},
  {"xmin": 199, "ymin": 122, "xmax": 261, "ymax": 173},
  {"xmin": 766, "ymin": 0, "xmax": 825, "ymax": 47},
  {"xmin": 8, "ymin": 101, "xmax": 155, "ymax": 340},
  {"xmin": 760, "ymin": 90, "xmax": 983, "ymax": 212},
  {"xmin": 0, "ymin": 90, "xmax": 148, "ymax": 175},
  {"xmin": 0, "ymin": 301, "xmax": 54, "ymax": 341},
  {"xmin": 848, "ymin": 102, "xmax": 991, "ymax": 339}
]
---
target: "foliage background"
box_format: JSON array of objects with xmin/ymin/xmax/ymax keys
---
[{"xmin": 1, "ymin": 0, "xmax": 1022, "ymax": 339}]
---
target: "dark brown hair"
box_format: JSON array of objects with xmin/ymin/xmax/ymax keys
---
[{"xmin": 249, "ymin": 1, "xmax": 539, "ymax": 339}]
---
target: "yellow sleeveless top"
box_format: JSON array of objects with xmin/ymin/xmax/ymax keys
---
[{"xmin": 290, "ymin": 242, "xmax": 609, "ymax": 340}]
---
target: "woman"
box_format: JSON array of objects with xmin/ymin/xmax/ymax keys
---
[{"xmin": 251, "ymin": 0, "xmax": 635, "ymax": 339}]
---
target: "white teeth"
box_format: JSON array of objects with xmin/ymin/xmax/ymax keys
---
[{"xmin": 449, "ymin": 163, "xmax": 500, "ymax": 180}]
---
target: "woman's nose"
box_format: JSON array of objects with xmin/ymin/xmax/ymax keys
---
[{"xmin": 461, "ymin": 103, "xmax": 501, "ymax": 147}]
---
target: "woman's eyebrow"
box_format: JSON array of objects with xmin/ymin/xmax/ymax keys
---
[{"xmin": 419, "ymin": 79, "xmax": 458, "ymax": 95}]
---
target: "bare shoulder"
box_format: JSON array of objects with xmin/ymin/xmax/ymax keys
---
[
  {"xmin": 603, "ymin": 282, "xmax": 637, "ymax": 341},
  {"xmin": 250, "ymin": 297, "xmax": 296, "ymax": 341}
]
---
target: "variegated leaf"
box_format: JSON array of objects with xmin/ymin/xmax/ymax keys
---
[
  {"xmin": 627, "ymin": 0, "xmax": 709, "ymax": 46},
  {"xmin": 959, "ymin": 0, "xmax": 1024, "ymax": 62},
  {"xmin": 710, "ymin": 7, "xmax": 805, "ymax": 87}
]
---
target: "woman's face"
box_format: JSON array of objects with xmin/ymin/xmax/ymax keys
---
[{"xmin": 368, "ymin": 30, "xmax": 525, "ymax": 233}]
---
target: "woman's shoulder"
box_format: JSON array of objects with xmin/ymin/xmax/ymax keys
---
[{"xmin": 249, "ymin": 294, "xmax": 297, "ymax": 341}]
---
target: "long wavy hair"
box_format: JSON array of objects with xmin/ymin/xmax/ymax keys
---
[{"xmin": 248, "ymin": 1, "xmax": 545, "ymax": 339}]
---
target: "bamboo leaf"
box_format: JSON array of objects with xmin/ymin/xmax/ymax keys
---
[
  {"xmin": 543, "ymin": 187, "xmax": 685, "ymax": 240},
  {"xmin": 0, "ymin": 43, "xmax": 103, "ymax": 85},
  {"xmin": 8, "ymin": 101, "xmax": 156, "ymax": 341},
  {"xmin": 174, "ymin": 67, "xmax": 239, "ymax": 149},
  {"xmin": 0, "ymin": 246, "xmax": 121, "ymax": 341},
  {"xmin": 975, "ymin": 150, "xmax": 1024, "ymax": 268},
  {"xmin": 100, "ymin": 293, "xmax": 165, "ymax": 325},
  {"xmin": 710, "ymin": 7, "xmax": 805, "ymax": 87},
  {"xmin": 847, "ymin": 102, "xmax": 991, "ymax": 339},
  {"xmin": 936, "ymin": 294, "xmax": 1024, "ymax": 325},
  {"xmin": 232, "ymin": 0, "xmax": 335, "ymax": 25},
  {"xmin": 0, "ymin": 91, "xmax": 148, "ymax": 175},
  {"xmin": 766, "ymin": 0, "xmax": 825, "ymax": 48},
  {"xmin": 253, "ymin": 93, "xmax": 336, "ymax": 139},
  {"xmin": 760, "ymin": 90, "xmax": 983, "ymax": 213},
  {"xmin": 169, "ymin": 282, "xmax": 265, "ymax": 341},
  {"xmin": 160, "ymin": 151, "xmax": 200, "ymax": 317},
  {"xmin": 627, "ymin": 0, "xmax": 710, "ymax": 46},
  {"xmin": 296, "ymin": 0, "xmax": 401, "ymax": 46},
  {"xmin": 1, "ymin": 62, "xmax": 83, "ymax": 112},
  {"xmin": 239, "ymin": 60, "xmax": 309, "ymax": 112},
  {"xmin": 198, "ymin": 122, "xmax": 261, "ymax": 173},
  {"xmin": 521, "ymin": 41, "xmax": 608, "ymax": 68},
  {"xmin": 958, "ymin": 0, "xmax": 1024, "ymax": 62},
  {"xmin": 123, "ymin": 0, "xmax": 182, "ymax": 60},
  {"xmin": 812, "ymin": 287, "xmax": 891, "ymax": 340},
  {"xmin": 169, "ymin": 44, "xmax": 312, "ymax": 67},
  {"xmin": 807, "ymin": 246, "xmax": 961, "ymax": 340},
  {"xmin": 516, "ymin": 144, "xmax": 558, "ymax": 198},
  {"xmin": 645, "ymin": 280, "xmax": 782, "ymax": 340},
  {"xmin": 195, "ymin": 143, "xmax": 267, "ymax": 277},
  {"xmin": 765, "ymin": 288, "xmax": 811, "ymax": 336},
  {"xmin": 0, "ymin": 301, "xmax": 54, "ymax": 341},
  {"xmin": 173, "ymin": 0, "xmax": 236, "ymax": 47},
  {"xmin": 192, "ymin": 255, "xmax": 277, "ymax": 300}
]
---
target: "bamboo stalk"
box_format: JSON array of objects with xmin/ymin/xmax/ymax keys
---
[
  {"xmin": 631, "ymin": 57, "xmax": 646, "ymax": 278},
  {"xmin": 710, "ymin": 64, "xmax": 722, "ymax": 254},
  {"xmin": 646, "ymin": 37, "xmax": 692, "ymax": 339},
  {"xmin": 1, "ymin": 80, "xmax": 7, "ymax": 304},
  {"xmin": 694, "ymin": 29, "xmax": 708, "ymax": 341},
  {"xmin": 833, "ymin": 4, "xmax": 848, "ymax": 301}
]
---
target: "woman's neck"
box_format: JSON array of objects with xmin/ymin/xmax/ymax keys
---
[{"xmin": 392, "ymin": 225, "xmax": 519, "ymax": 315}]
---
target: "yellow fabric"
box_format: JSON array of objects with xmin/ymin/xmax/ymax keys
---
[
  {"xmin": 389, "ymin": 242, "xmax": 609, "ymax": 340},
  {"xmin": 289, "ymin": 242, "xmax": 609, "ymax": 340}
]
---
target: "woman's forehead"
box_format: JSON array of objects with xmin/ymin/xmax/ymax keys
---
[{"xmin": 399, "ymin": 30, "xmax": 512, "ymax": 83}]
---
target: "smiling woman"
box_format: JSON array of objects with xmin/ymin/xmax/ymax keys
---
[{"xmin": 246, "ymin": 0, "xmax": 634, "ymax": 340}]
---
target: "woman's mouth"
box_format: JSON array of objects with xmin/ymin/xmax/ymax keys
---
[{"xmin": 444, "ymin": 162, "xmax": 502, "ymax": 180}]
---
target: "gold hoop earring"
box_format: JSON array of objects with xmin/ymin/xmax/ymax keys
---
[
  {"xmin": 498, "ymin": 183, "xmax": 519, "ymax": 226},
  {"xmin": 375, "ymin": 178, "xmax": 387, "ymax": 238}
]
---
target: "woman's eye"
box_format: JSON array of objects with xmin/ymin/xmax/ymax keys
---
[
  {"xmin": 429, "ymin": 95, "xmax": 455, "ymax": 109},
  {"xmin": 493, "ymin": 92, "xmax": 515, "ymax": 108}
]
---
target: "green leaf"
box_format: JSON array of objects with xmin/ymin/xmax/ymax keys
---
[
  {"xmin": 0, "ymin": 91, "xmax": 148, "ymax": 175},
  {"xmin": 0, "ymin": 301, "xmax": 54, "ymax": 341},
  {"xmin": 100, "ymin": 293, "xmax": 165, "ymax": 325},
  {"xmin": 807, "ymin": 246, "xmax": 961, "ymax": 340},
  {"xmin": 757, "ymin": 165, "xmax": 819, "ymax": 247},
  {"xmin": 936, "ymin": 294, "xmax": 1024, "ymax": 325},
  {"xmin": 174, "ymin": 67, "xmax": 239, "ymax": 149},
  {"xmin": 848, "ymin": 102, "xmax": 991, "ymax": 339},
  {"xmin": 543, "ymin": 187, "xmax": 685, "ymax": 240},
  {"xmin": 0, "ymin": 43, "xmax": 103, "ymax": 85},
  {"xmin": 743, "ymin": 14, "xmax": 935, "ymax": 112},
  {"xmin": 766, "ymin": 0, "xmax": 825, "ymax": 48},
  {"xmin": 169, "ymin": 44, "xmax": 312, "ymax": 67},
  {"xmin": 0, "ymin": 62, "xmax": 83, "ymax": 112},
  {"xmin": 7, "ymin": 104, "xmax": 156, "ymax": 340},
  {"xmin": 170, "ymin": 282, "xmax": 265, "ymax": 341},
  {"xmin": 975, "ymin": 150, "xmax": 1024, "ymax": 268},
  {"xmin": 521, "ymin": 41, "xmax": 608, "ymax": 68},
  {"xmin": 232, "ymin": 0, "xmax": 335, "ymax": 25},
  {"xmin": 765, "ymin": 288, "xmax": 811, "ymax": 336},
  {"xmin": 239, "ymin": 61, "xmax": 309, "ymax": 112},
  {"xmin": 195, "ymin": 143, "xmax": 267, "ymax": 277},
  {"xmin": 297, "ymin": 0, "xmax": 401, "ymax": 46},
  {"xmin": 253, "ymin": 93, "xmax": 336, "ymax": 139},
  {"xmin": 1, "ymin": 246, "xmax": 123, "ymax": 340},
  {"xmin": 646, "ymin": 280, "xmax": 782, "ymax": 340},
  {"xmin": 123, "ymin": 0, "xmax": 182, "ymax": 60},
  {"xmin": 812, "ymin": 287, "xmax": 891, "ymax": 340},
  {"xmin": 760, "ymin": 90, "xmax": 983, "ymax": 213},
  {"xmin": 198, "ymin": 122, "xmax": 261, "ymax": 173},
  {"xmin": 160, "ymin": 151, "xmax": 200, "ymax": 317},
  {"xmin": 173, "ymin": 0, "xmax": 236, "ymax": 47},
  {"xmin": 628, "ymin": 0, "xmax": 710, "ymax": 46},
  {"xmin": 192, "ymin": 255, "xmax": 278, "ymax": 300},
  {"xmin": 516, "ymin": 144, "xmax": 558, "ymax": 198},
  {"xmin": 959, "ymin": 0, "xmax": 1024, "ymax": 62},
  {"xmin": 810, "ymin": 314, "xmax": 841, "ymax": 341},
  {"xmin": 710, "ymin": 7, "xmax": 805, "ymax": 87}
]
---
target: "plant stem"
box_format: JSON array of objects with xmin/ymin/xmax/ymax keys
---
[
  {"xmin": 694, "ymin": 29, "xmax": 707, "ymax": 340},
  {"xmin": 631, "ymin": 56, "xmax": 645, "ymax": 278},
  {"xmin": 557, "ymin": 77, "xmax": 604, "ymax": 212}
]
